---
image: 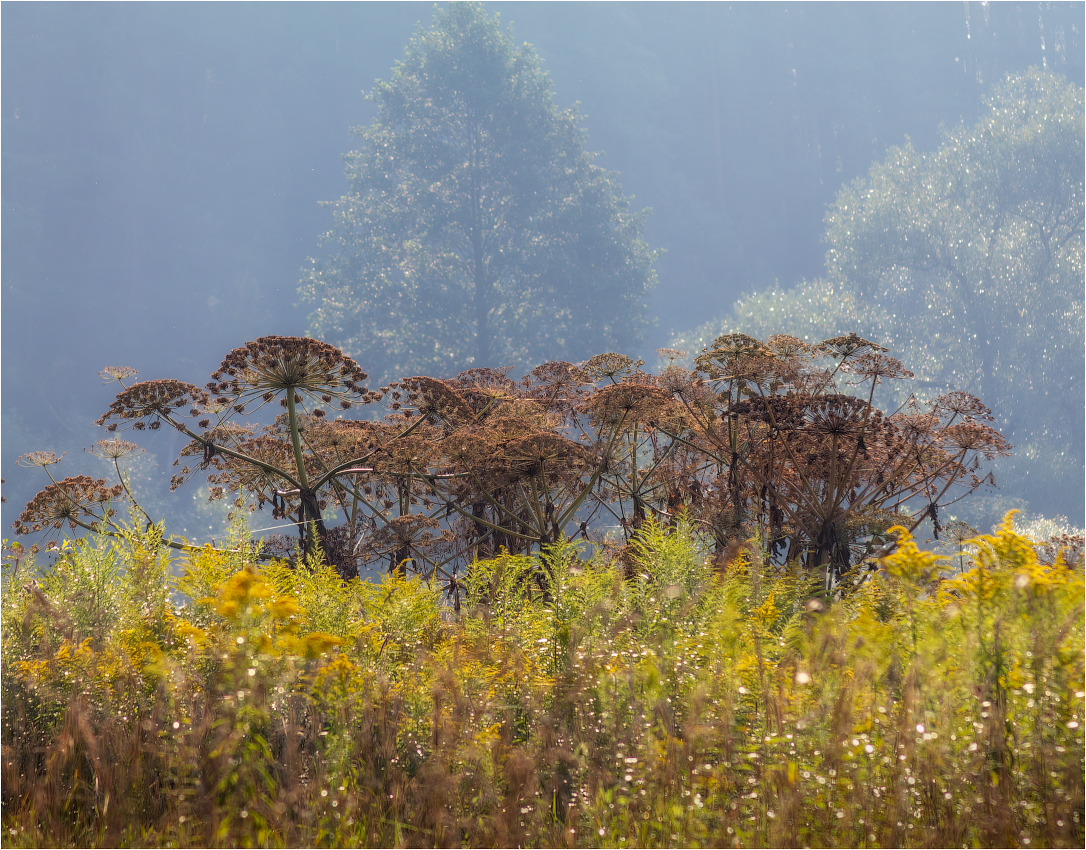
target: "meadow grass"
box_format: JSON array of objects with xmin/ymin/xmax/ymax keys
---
[{"xmin": 2, "ymin": 514, "xmax": 1082, "ymax": 848}]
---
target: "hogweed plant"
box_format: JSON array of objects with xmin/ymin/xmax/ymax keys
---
[
  {"xmin": 660, "ymin": 332, "xmax": 1011, "ymax": 589},
  {"xmin": 13, "ymin": 333, "xmax": 1011, "ymax": 599}
]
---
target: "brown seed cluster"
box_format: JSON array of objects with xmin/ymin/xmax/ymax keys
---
[
  {"xmin": 209, "ymin": 336, "xmax": 372, "ymax": 408},
  {"xmin": 97, "ymin": 380, "xmax": 211, "ymax": 431},
  {"xmin": 17, "ymin": 451, "xmax": 64, "ymax": 468},
  {"xmin": 99, "ymin": 365, "xmax": 139, "ymax": 382},
  {"xmin": 13, "ymin": 476, "xmax": 123, "ymax": 534},
  {"xmin": 587, "ymin": 381, "xmax": 675, "ymax": 427},
  {"xmin": 522, "ymin": 360, "xmax": 590, "ymax": 402},
  {"xmin": 813, "ymin": 333, "xmax": 887, "ymax": 359},
  {"xmin": 582, "ymin": 352, "xmax": 644, "ymax": 383},
  {"xmin": 397, "ymin": 376, "xmax": 475, "ymax": 427},
  {"xmin": 86, "ymin": 439, "xmax": 142, "ymax": 460}
]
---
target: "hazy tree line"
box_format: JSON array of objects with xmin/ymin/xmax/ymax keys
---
[{"xmin": 2, "ymin": 1, "xmax": 1083, "ymax": 535}]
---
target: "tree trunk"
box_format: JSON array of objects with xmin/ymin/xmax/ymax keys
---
[
  {"xmin": 473, "ymin": 234, "xmax": 491, "ymax": 366},
  {"xmin": 468, "ymin": 115, "xmax": 491, "ymax": 367}
]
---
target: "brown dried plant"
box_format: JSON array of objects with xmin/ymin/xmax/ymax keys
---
[
  {"xmin": 12, "ymin": 475, "xmax": 123, "ymax": 536},
  {"xmin": 658, "ymin": 331, "xmax": 1010, "ymax": 588},
  {"xmin": 583, "ymin": 374, "xmax": 692, "ymax": 537},
  {"xmin": 96, "ymin": 379, "xmax": 211, "ymax": 432},
  {"xmin": 18, "ymin": 338, "xmax": 412, "ymax": 572},
  {"xmin": 14, "ymin": 334, "xmax": 1010, "ymax": 594}
]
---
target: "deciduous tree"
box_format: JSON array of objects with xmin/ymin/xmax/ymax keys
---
[{"xmin": 300, "ymin": 2, "xmax": 657, "ymax": 386}]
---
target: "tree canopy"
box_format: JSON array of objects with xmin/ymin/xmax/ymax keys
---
[
  {"xmin": 300, "ymin": 2, "xmax": 657, "ymax": 386},
  {"xmin": 824, "ymin": 68, "xmax": 1083, "ymax": 404}
]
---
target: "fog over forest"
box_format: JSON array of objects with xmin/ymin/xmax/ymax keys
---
[{"xmin": 3, "ymin": 1, "xmax": 1084, "ymax": 541}]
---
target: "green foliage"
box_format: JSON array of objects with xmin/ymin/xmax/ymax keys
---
[
  {"xmin": 826, "ymin": 70, "xmax": 1084, "ymax": 512},
  {"xmin": 3, "ymin": 515, "xmax": 1082, "ymax": 848},
  {"xmin": 300, "ymin": 1, "xmax": 658, "ymax": 384}
]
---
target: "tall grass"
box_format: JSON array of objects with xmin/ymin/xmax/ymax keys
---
[{"xmin": 2, "ymin": 514, "xmax": 1082, "ymax": 848}]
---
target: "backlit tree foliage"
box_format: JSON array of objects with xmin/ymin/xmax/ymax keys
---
[
  {"xmin": 825, "ymin": 69, "xmax": 1083, "ymax": 400},
  {"xmin": 300, "ymin": 1, "xmax": 657, "ymax": 386}
]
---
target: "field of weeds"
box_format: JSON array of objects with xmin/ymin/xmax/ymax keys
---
[{"xmin": 2, "ymin": 514, "xmax": 1083, "ymax": 848}]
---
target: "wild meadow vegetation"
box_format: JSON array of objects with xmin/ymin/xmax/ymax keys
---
[
  {"xmin": 1, "ymin": 510, "xmax": 1082, "ymax": 848},
  {"xmin": 2, "ymin": 331, "xmax": 1084, "ymax": 847}
]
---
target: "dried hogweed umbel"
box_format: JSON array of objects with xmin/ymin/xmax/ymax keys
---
[{"xmin": 13, "ymin": 475, "xmax": 124, "ymax": 534}]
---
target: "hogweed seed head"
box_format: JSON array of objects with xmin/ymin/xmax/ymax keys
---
[
  {"xmin": 582, "ymin": 352, "xmax": 644, "ymax": 383},
  {"xmin": 97, "ymin": 380, "xmax": 211, "ymax": 430},
  {"xmin": 99, "ymin": 365, "xmax": 138, "ymax": 383},
  {"xmin": 86, "ymin": 439, "xmax": 142, "ymax": 460},
  {"xmin": 17, "ymin": 451, "xmax": 64, "ymax": 468},
  {"xmin": 656, "ymin": 347, "xmax": 689, "ymax": 364},
  {"xmin": 210, "ymin": 336, "xmax": 370, "ymax": 407},
  {"xmin": 14, "ymin": 475, "xmax": 124, "ymax": 534},
  {"xmin": 814, "ymin": 333, "xmax": 887, "ymax": 359}
]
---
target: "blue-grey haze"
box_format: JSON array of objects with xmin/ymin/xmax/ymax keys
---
[{"xmin": 3, "ymin": 1, "xmax": 1082, "ymax": 537}]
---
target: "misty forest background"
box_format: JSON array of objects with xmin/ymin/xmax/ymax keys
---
[{"xmin": 2, "ymin": 1, "xmax": 1084, "ymax": 541}]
